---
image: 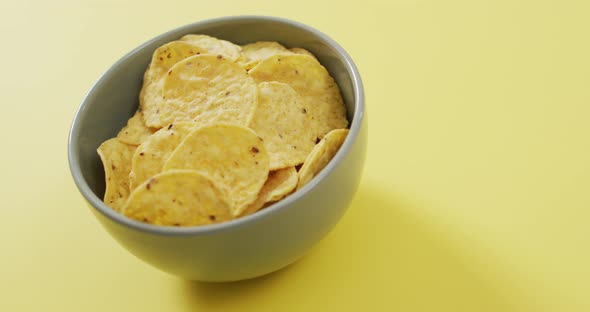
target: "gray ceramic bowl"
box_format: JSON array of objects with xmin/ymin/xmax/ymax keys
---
[{"xmin": 68, "ymin": 16, "xmax": 366, "ymax": 282}]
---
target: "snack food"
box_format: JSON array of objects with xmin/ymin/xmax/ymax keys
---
[
  {"xmin": 140, "ymin": 41, "xmax": 208, "ymax": 127},
  {"xmin": 249, "ymin": 81, "xmax": 316, "ymax": 170},
  {"xmin": 240, "ymin": 166, "xmax": 298, "ymax": 217},
  {"xmin": 158, "ymin": 54, "xmax": 257, "ymax": 127},
  {"xmin": 163, "ymin": 124, "xmax": 269, "ymax": 216},
  {"xmin": 116, "ymin": 111, "xmax": 156, "ymax": 145},
  {"xmin": 238, "ymin": 41, "xmax": 293, "ymax": 70},
  {"xmin": 249, "ymin": 54, "xmax": 348, "ymax": 139},
  {"xmin": 97, "ymin": 34, "xmax": 349, "ymax": 226},
  {"xmin": 297, "ymin": 128, "xmax": 349, "ymax": 190},
  {"xmin": 122, "ymin": 170, "xmax": 233, "ymax": 226},
  {"xmin": 129, "ymin": 122, "xmax": 195, "ymax": 189},
  {"xmin": 97, "ymin": 138, "xmax": 136, "ymax": 211}
]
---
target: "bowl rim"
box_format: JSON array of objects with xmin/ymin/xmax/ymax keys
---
[{"xmin": 68, "ymin": 15, "xmax": 365, "ymax": 236}]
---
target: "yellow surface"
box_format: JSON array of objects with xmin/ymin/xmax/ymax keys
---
[{"xmin": 2, "ymin": 0, "xmax": 589, "ymax": 311}]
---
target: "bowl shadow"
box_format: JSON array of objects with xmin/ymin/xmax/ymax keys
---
[{"xmin": 179, "ymin": 181, "xmax": 532, "ymax": 311}]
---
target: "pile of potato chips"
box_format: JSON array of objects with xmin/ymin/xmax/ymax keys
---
[{"xmin": 97, "ymin": 34, "xmax": 350, "ymax": 226}]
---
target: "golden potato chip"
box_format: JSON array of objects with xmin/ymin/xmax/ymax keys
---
[
  {"xmin": 116, "ymin": 111, "xmax": 157, "ymax": 145},
  {"xmin": 289, "ymin": 47, "xmax": 317, "ymax": 60},
  {"xmin": 249, "ymin": 54, "xmax": 348, "ymax": 139},
  {"xmin": 140, "ymin": 41, "xmax": 209, "ymax": 127},
  {"xmin": 121, "ymin": 169, "xmax": 233, "ymax": 226},
  {"xmin": 156, "ymin": 54, "xmax": 257, "ymax": 127},
  {"xmin": 297, "ymin": 129, "xmax": 349, "ymax": 190},
  {"xmin": 266, "ymin": 166, "xmax": 298, "ymax": 202},
  {"xmin": 97, "ymin": 138, "xmax": 137, "ymax": 211},
  {"xmin": 240, "ymin": 166, "xmax": 298, "ymax": 217},
  {"xmin": 249, "ymin": 82, "xmax": 316, "ymax": 170},
  {"xmin": 164, "ymin": 124, "xmax": 269, "ymax": 216},
  {"xmin": 238, "ymin": 41, "xmax": 292, "ymax": 70},
  {"xmin": 179, "ymin": 34, "xmax": 241, "ymax": 62},
  {"xmin": 101, "ymin": 36, "xmax": 352, "ymax": 225},
  {"xmin": 129, "ymin": 122, "xmax": 196, "ymax": 190}
]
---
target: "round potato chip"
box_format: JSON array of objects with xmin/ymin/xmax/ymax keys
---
[
  {"xmin": 297, "ymin": 129, "xmax": 349, "ymax": 190},
  {"xmin": 117, "ymin": 111, "xmax": 157, "ymax": 145},
  {"xmin": 240, "ymin": 166, "xmax": 298, "ymax": 217},
  {"xmin": 163, "ymin": 124, "xmax": 269, "ymax": 216},
  {"xmin": 266, "ymin": 166, "xmax": 298, "ymax": 202},
  {"xmin": 129, "ymin": 122, "xmax": 196, "ymax": 190},
  {"xmin": 289, "ymin": 47, "xmax": 317, "ymax": 60},
  {"xmin": 179, "ymin": 34, "xmax": 241, "ymax": 62},
  {"xmin": 249, "ymin": 54, "xmax": 348, "ymax": 139},
  {"xmin": 156, "ymin": 54, "xmax": 257, "ymax": 128},
  {"xmin": 140, "ymin": 41, "xmax": 209, "ymax": 127},
  {"xmin": 97, "ymin": 138, "xmax": 137, "ymax": 211},
  {"xmin": 249, "ymin": 82, "xmax": 316, "ymax": 170},
  {"xmin": 121, "ymin": 170, "xmax": 233, "ymax": 226},
  {"xmin": 238, "ymin": 41, "xmax": 293, "ymax": 70}
]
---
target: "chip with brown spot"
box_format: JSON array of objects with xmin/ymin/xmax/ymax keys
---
[
  {"xmin": 297, "ymin": 129, "xmax": 349, "ymax": 190},
  {"xmin": 240, "ymin": 167, "xmax": 298, "ymax": 217},
  {"xmin": 164, "ymin": 124, "xmax": 269, "ymax": 216},
  {"xmin": 237, "ymin": 41, "xmax": 294, "ymax": 70},
  {"xmin": 249, "ymin": 54, "xmax": 348, "ymax": 139},
  {"xmin": 100, "ymin": 36, "xmax": 350, "ymax": 226},
  {"xmin": 179, "ymin": 34, "xmax": 241, "ymax": 61},
  {"xmin": 156, "ymin": 54, "xmax": 258, "ymax": 128},
  {"xmin": 97, "ymin": 138, "xmax": 136, "ymax": 211},
  {"xmin": 121, "ymin": 170, "xmax": 233, "ymax": 226},
  {"xmin": 140, "ymin": 41, "xmax": 209, "ymax": 127},
  {"xmin": 129, "ymin": 122, "xmax": 196, "ymax": 190},
  {"xmin": 248, "ymin": 82, "xmax": 317, "ymax": 170}
]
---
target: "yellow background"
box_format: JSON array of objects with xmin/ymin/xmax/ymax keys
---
[{"xmin": 2, "ymin": 0, "xmax": 589, "ymax": 311}]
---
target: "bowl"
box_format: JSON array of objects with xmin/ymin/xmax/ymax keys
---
[{"xmin": 68, "ymin": 16, "xmax": 366, "ymax": 282}]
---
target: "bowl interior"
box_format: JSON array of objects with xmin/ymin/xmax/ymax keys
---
[{"xmin": 70, "ymin": 16, "xmax": 359, "ymax": 205}]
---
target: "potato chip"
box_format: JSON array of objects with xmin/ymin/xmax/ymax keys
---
[
  {"xmin": 140, "ymin": 41, "xmax": 209, "ymax": 127},
  {"xmin": 297, "ymin": 129, "xmax": 349, "ymax": 190},
  {"xmin": 238, "ymin": 41, "xmax": 292, "ymax": 70},
  {"xmin": 129, "ymin": 122, "xmax": 196, "ymax": 190},
  {"xmin": 121, "ymin": 169, "xmax": 233, "ymax": 226},
  {"xmin": 249, "ymin": 54, "xmax": 348, "ymax": 139},
  {"xmin": 179, "ymin": 34, "xmax": 241, "ymax": 62},
  {"xmin": 156, "ymin": 54, "xmax": 257, "ymax": 128},
  {"xmin": 116, "ymin": 111, "xmax": 157, "ymax": 145},
  {"xmin": 248, "ymin": 82, "xmax": 316, "ymax": 170},
  {"xmin": 240, "ymin": 166, "xmax": 298, "ymax": 217},
  {"xmin": 97, "ymin": 138, "xmax": 137, "ymax": 211},
  {"xmin": 100, "ymin": 35, "xmax": 351, "ymax": 225},
  {"xmin": 289, "ymin": 47, "xmax": 317, "ymax": 60},
  {"xmin": 164, "ymin": 124, "xmax": 269, "ymax": 216}
]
